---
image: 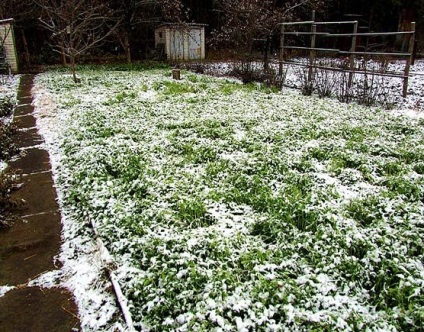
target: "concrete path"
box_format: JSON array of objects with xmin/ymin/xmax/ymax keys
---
[{"xmin": 0, "ymin": 75, "xmax": 80, "ymax": 331}]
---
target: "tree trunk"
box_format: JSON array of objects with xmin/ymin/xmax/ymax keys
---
[
  {"xmin": 70, "ymin": 54, "xmax": 79, "ymax": 83},
  {"xmin": 20, "ymin": 28, "xmax": 31, "ymax": 68},
  {"xmin": 263, "ymin": 37, "xmax": 270, "ymax": 71},
  {"xmin": 117, "ymin": 32, "xmax": 132, "ymax": 64},
  {"xmin": 397, "ymin": 6, "xmax": 415, "ymax": 51},
  {"xmin": 60, "ymin": 44, "xmax": 68, "ymax": 66},
  {"xmin": 124, "ymin": 32, "xmax": 131, "ymax": 64}
]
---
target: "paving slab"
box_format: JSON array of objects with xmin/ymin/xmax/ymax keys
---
[
  {"xmin": 17, "ymin": 96, "xmax": 33, "ymax": 105},
  {"xmin": 0, "ymin": 287, "xmax": 80, "ymax": 332},
  {"xmin": 0, "ymin": 211, "xmax": 61, "ymax": 285},
  {"xmin": 14, "ymin": 128, "xmax": 44, "ymax": 149},
  {"xmin": 14, "ymin": 114, "xmax": 37, "ymax": 128},
  {"xmin": 14, "ymin": 104, "xmax": 34, "ymax": 117},
  {"xmin": 0, "ymin": 74, "xmax": 81, "ymax": 330},
  {"xmin": 11, "ymin": 170, "xmax": 58, "ymax": 217},
  {"xmin": 0, "ymin": 212, "xmax": 62, "ymax": 284},
  {"xmin": 9, "ymin": 148, "xmax": 51, "ymax": 174}
]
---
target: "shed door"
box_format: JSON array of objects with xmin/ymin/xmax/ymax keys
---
[
  {"xmin": 188, "ymin": 29, "xmax": 201, "ymax": 59},
  {"xmin": 170, "ymin": 30, "xmax": 184, "ymax": 60}
]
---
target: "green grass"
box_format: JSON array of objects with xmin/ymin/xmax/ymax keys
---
[{"xmin": 35, "ymin": 66, "xmax": 424, "ymax": 331}]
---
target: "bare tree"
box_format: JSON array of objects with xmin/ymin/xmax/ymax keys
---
[
  {"xmin": 107, "ymin": 0, "xmax": 184, "ymax": 64},
  {"xmin": 36, "ymin": 0, "xmax": 120, "ymax": 82},
  {"xmin": 159, "ymin": 0, "xmax": 186, "ymax": 22},
  {"xmin": 211, "ymin": 0, "xmax": 323, "ymax": 57},
  {"xmin": 108, "ymin": 0, "xmax": 155, "ymax": 64}
]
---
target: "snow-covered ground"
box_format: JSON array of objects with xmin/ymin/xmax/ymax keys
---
[
  {"xmin": 198, "ymin": 59, "xmax": 424, "ymax": 115},
  {"xmin": 32, "ymin": 84, "xmax": 127, "ymax": 331},
  {"xmin": 2, "ymin": 64, "xmax": 424, "ymax": 330},
  {"xmin": 28, "ymin": 67, "xmax": 424, "ymax": 331},
  {"xmin": 0, "ymin": 74, "xmax": 125, "ymax": 331},
  {"xmin": 0, "ymin": 75, "xmax": 19, "ymax": 99}
]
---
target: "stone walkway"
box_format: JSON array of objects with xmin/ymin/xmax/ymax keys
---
[{"xmin": 0, "ymin": 75, "xmax": 80, "ymax": 331}]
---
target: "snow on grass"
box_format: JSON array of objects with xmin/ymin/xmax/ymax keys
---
[
  {"xmin": 0, "ymin": 74, "xmax": 19, "ymax": 117},
  {"xmin": 200, "ymin": 59, "xmax": 424, "ymax": 115},
  {"xmin": 32, "ymin": 83, "xmax": 126, "ymax": 331},
  {"xmin": 0, "ymin": 285, "xmax": 15, "ymax": 298},
  {"xmin": 33, "ymin": 66, "xmax": 424, "ymax": 331},
  {"xmin": 0, "ymin": 75, "xmax": 19, "ymax": 98},
  {"xmin": 0, "ymin": 161, "xmax": 7, "ymax": 172}
]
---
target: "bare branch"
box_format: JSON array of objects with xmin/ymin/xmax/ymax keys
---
[{"xmin": 36, "ymin": 0, "xmax": 120, "ymax": 82}]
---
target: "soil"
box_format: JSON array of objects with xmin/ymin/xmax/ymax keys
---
[{"xmin": 0, "ymin": 75, "xmax": 80, "ymax": 331}]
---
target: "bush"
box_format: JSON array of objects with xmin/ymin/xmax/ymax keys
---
[
  {"xmin": 0, "ymin": 122, "xmax": 17, "ymax": 160},
  {"xmin": 0, "ymin": 97, "xmax": 17, "ymax": 160},
  {"xmin": 0, "ymin": 171, "xmax": 21, "ymax": 229},
  {"xmin": 230, "ymin": 61, "xmax": 284, "ymax": 89},
  {"xmin": 0, "ymin": 97, "xmax": 14, "ymax": 117},
  {"xmin": 0, "ymin": 96, "xmax": 18, "ymax": 229}
]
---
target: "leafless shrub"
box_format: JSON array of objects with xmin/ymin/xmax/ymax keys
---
[
  {"xmin": 337, "ymin": 71, "xmax": 355, "ymax": 103},
  {"xmin": 225, "ymin": 60, "xmax": 284, "ymax": 90},
  {"xmin": 272, "ymin": 66, "xmax": 288, "ymax": 90},
  {"xmin": 355, "ymin": 59, "xmax": 395, "ymax": 108},
  {"xmin": 230, "ymin": 60, "xmax": 258, "ymax": 84},
  {"xmin": 413, "ymin": 100, "xmax": 423, "ymax": 112},
  {"xmin": 182, "ymin": 62, "xmax": 206, "ymax": 74},
  {"xmin": 293, "ymin": 65, "xmax": 313, "ymax": 96},
  {"xmin": 313, "ymin": 60, "xmax": 341, "ymax": 98}
]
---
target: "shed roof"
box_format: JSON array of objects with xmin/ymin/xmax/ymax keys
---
[
  {"xmin": 156, "ymin": 22, "xmax": 207, "ymax": 30},
  {"xmin": 0, "ymin": 18, "xmax": 15, "ymax": 25}
]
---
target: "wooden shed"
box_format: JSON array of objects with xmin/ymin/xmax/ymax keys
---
[
  {"xmin": 155, "ymin": 23, "xmax": 206, "ymax": 61},
  {"xmin": 0, "ymin": 19, "xmax": 18, "ymax": 74}
]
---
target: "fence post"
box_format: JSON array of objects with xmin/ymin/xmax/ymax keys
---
[
  {"xmin": 403, "ymin": 22, "xmax": 415, "ymax": 98},
  {"xmin": 412, "ymin": 40, "xmax": 417, "ymax": 65},
  {"xmin": 308, "ymin": 10, "xmax": 316, "ymax": 85},
  {"xmin": 348, "ymin": 21, "xmax": 358, "ymax": 88},
  {"xmin": 279, "ymin": 24, "xmax": 285, "ymax": 76}
]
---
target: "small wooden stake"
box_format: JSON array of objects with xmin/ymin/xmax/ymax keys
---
[{"xmin": 172, "ymin": 68, "xmax": 181, "ymax": 80}]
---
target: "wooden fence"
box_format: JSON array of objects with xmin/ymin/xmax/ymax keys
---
[{"xmin": 279, "ymin": 12, "xmax": 416, "ymax": 97}]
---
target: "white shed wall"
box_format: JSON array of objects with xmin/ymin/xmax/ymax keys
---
[
  {"xmin": 155, "ymin": 25, "xmax": 206, "ymax": 61},
  {"xmin": 0, "ymin": 22, "xmax": 18, "ymax": 73}
]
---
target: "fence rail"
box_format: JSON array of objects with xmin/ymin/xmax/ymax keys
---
[
  {"xmin": 280, "ymin": 61, "xmax": 409, "ymax": 79},
  {"xmin": 279, "ymin": 12, "xmax": 416, "ymax": 97}
]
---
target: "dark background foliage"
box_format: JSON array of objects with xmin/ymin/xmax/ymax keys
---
[{"xmin": 0, "ymin": 0, "xmax": 422, "ymax": 70}]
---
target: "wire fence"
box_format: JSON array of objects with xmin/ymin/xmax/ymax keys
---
[{"xmin": 279, "ymin": 12, "xmax": 416, "ymax": 97}]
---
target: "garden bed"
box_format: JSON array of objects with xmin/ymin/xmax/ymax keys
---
[{"xmin": 0, "ymin": 75, "xmax": 19, "ymax": 229}]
